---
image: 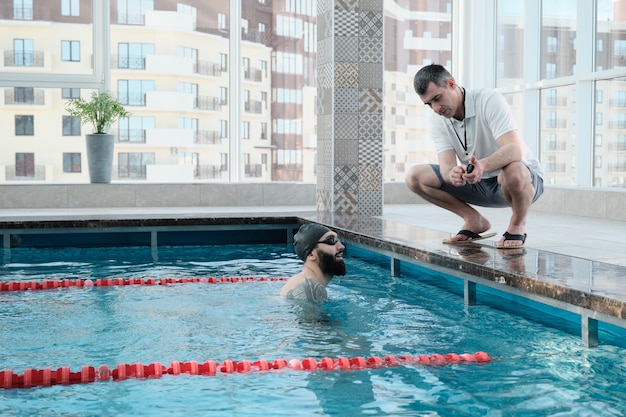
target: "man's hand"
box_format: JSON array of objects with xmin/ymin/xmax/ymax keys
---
[
  {"xmin": 463, "ymin": 155, "xmax": 482, "ymax": 184},
  {"xmin": 449, "ymin": 165, "xmax": 467, "ymax": 187}
]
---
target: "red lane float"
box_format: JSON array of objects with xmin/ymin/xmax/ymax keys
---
[
  {"xmin": 0, "ymin": 276, "xmax": 288, "ymax": 293},
  {"xmin": 0, "ymin": 352, "xmax": 491, "ymax": 389}
]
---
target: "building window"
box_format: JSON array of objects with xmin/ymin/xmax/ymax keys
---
[
  {"xmin": 61, "ymin": 40, "xmax": 80, "ymax": 62},
  {"xmin": 13, "ymin": 38, "xmax": 33, "ymax": 66},
  {"xmin": 219, "ymin": 53, "xmax": 227, "ymax": 71},
  {"xmin": 242, "ymin": 121, "xmax": 249, "ymax": 139},
  {"xmin": 15, "ymin": 115, "xmax": 34, "ymax": 135},
  {"xmin": 218, "ymin": 13, "xmax": 227, "ymax": 31},
  {"xmin": 14, "ymin": 87, "xmax": 34, "ymax": 104},
  {"xmin": 117, "ymin": 152, "xmax": 154, "ymax": 179},
  {"xmin": 63, "ymin": 153, "xmax": 81, "ymax": 172},
  {"xmin": 260, "ymin": 122, "xmax": 267, "ymax": 139},
  {"xmin": 117, "ymin": 79, "xmax": 155, "ymax": 106},
  {"xmin": 220, "ymin": 153, "xmax": 228, "ymax": 171},
  {"xmin": 13, "ymin": 0, "xmax": 33, "ymax": 20},
  {"xmin": 219, "ymin": 120, "xmax": 228, "ymax": 138},
  {"xmin": 62, "ymin": 88, "xmax": 80, "ymax": 99},
  {"xmin": 118, "ymin": 43, "xmax": 154, "ymax": 69},
  {"xmin": 219, "ymin": 87, "xmax": 228, "ymax": 105},
  {"xmin": 15, "ymin": 153, "xmax": 35, "ymax": 177},
  {"xmin": 61, "ymin": 0, "xmax": 80, "ymax": 17},
  {"xmin": 62, "ymin": 116, "xmax": 81, "ymax": 136}
]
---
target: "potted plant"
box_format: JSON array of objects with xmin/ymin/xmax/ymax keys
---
[{"xmin": 66, "ymin": 90, "xmax": 130, "ymax": 183}]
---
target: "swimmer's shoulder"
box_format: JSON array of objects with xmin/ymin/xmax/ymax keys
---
[{"xmin": 281, "ymin": 276, "xmax": 327, "ymax": 302}]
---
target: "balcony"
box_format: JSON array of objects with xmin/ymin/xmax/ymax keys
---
[
  {"xmin": 4, "ymin": 88, "xmax": 45, "ymax": 106},
  {"xmin": 244, "ymin": 100, "xmax": 262, "ymax": 114},
  {"xmin": 3, "ymin": 51, "xmax": 45, "ymax": 68}
]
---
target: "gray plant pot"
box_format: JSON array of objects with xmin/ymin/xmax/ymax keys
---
[{"xmin": 85, "ymin": 133, "xmax": 115, "ymax": 184}]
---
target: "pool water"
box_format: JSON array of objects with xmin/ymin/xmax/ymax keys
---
[{"xmin": 1, "ymin": 244, "xmax": 625, "ymax": 416}]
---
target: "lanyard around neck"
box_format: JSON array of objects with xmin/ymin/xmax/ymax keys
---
[{"xmin": 449, "ymin": 87, "xmax": 468, "ymax": 156}]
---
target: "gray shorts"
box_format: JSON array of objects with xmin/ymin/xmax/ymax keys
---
[{"xmin": 431, "ymin": 163, "xmax": 544, "ymax": 208}]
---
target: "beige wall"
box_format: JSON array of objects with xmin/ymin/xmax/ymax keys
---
[{"xmin": 0, "ymin": 183, "xmax": 624, "ymax": 222}]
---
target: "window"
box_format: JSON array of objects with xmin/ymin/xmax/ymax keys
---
[
  {"xmin": 259, "ymin": 22, "xmax": 266, "ymax": 33},
  {"xmin": 62, "ymin": 116, "xmax": 81, "ymax": 136},
  {"xmin": 61, "ymin": 0, "xmax": 80, "ymax": 17},
  {"xmin": 596, "ymin": 113, "xmax": 603, "ymax": 126},
  {"xmin": 242, "ymin": 121, "xmax": 249, "ymax": 139},
  {"xmin": 260, "ymin": 122, "xmax": 267, "ymax": 139},
  {"xmin": 62, "ymin": 88, "xmax": 80, "ymax": 99},
  {"xmin": 15, "ymin": 153, "xmax": 35, "ymax": 177},
  {"xmin": 119, "ymin": 116, "xmax": 154, "ymax": 142},
  {"xmin": 117, "ymin": 152, "xmax": 154, "ymax": 179},
  {"xmin": 117, "ymin": 0, "xmax": 154, "ymax": 25},
  {"xmin": 13, "ymin": 0, "xmax": 33, "ymax": 20},
  {"xmin": 61, "ymin": 40, "xmax": 80, "ymax": 62},
  {"xmin": 14, "ymin": 87, "xmax": 34, "ymax": 104},
  {"xmin": 219, "ymin": 87, "xmax": 228, "ymax": 105},
  {"xmin": 219, "ymin": 153, "xmax": 228, "ymax": 171},
  {"xmin": 219, "ymin": 120, "xmax": 228, "ymax": 138},
  {"xmin": 218, "ymin": 13, "xmax": 227, "ymax": 31},
  {"xmin": 117, "ymin": 80, "xmax": 155, "ymax": 106},
  {"xmin": 13, "ymin": 39, "xmax": 34, "ymax": 66},
  {"xmin": 242, "ymin": 18, "xmax": 249, "ymax": 34},
  {"xmin": 219, "ymin": 53, "xmax": 227, "ymax": 71},
  {"xmin": 118, "ymin": 43, "xmax": 154, "ymax": 69},
  {"xmin": 15, "ymin": 115, "xmax": 34, "ymax": 135},
  {"xmin": 63, "ymin": 153, "xmax": 81, "ymax": 173}
]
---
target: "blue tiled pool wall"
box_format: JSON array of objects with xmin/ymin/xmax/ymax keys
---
[
  {"xmin": 345, "ymin": 245, "xmax": 626, "ymax": 349},
  {"xmin": 6, "ymin": 227, "xmax": 296, "ymax": 248}
]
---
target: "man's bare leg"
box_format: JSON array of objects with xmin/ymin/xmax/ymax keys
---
[
  {"xmin": 497, "ymin": 162, "xmax": 535, "ymax": 248},
  {"xmin": 405, "ymin": 164, "xmax": 491, "ymax": 242}
]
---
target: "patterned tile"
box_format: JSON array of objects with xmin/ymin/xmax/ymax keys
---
[
  {"xmin": 316, "ymin": 188, "xmax": 332, "ymax": 211},
  {"xmin": 359, "ymin": 165, "xmax": 382, "ymax": 190},
  {"xmin": 359, "ymin": 37, "xmax": 383, "ymax": 63},
  {"xmin": 335, "ymin": 36, "xmax": 359, "ymax": 62},
  {"xmin": 356, "ymin": 190, "xmax": 383, "ymax": 216},
  {"xmin": 319, "ymin": 62, "xmax": 334, "ymax": 89},
  {"xmin": 334, "ymin": 114, "xmax": 358, "ymax": 139},
  {"xmin": 359, "ymin": 0, "xmax": 383, "ymax": 12},
  {"xmin": 323, "ymin": 11, "xmax": 334, "ymax": 39},
  {"xmin": 334, "ymin": 88, "xmax": 359, "ymax": 114},
  {"xmin": 358, "ymin": 139, "xmax": 383, "ymax": 165},
  {"xmin": 317, "ymin": 0, "xmax": 333, "ymax": 14},
  {"xmin": 359, "ymin": 11, "xmax": 383, "ymax": 37},
  {"xmin": 324, "ymin": 88, "xmax": 334, "ymax": 114},
  {"xmin": 335, "ymin": 10, "xmax": 358, "ymax": 37},
  {"xmin": 334, "ymin": 165, "xmax": 359, "ymax": 191},
  {"xmin": 358, "ymin": 113, "xmax": 383, "ymax": 139},
  {"xmin": 334, "ymin": 191, "xmax": 358, "ymax": 215},
  {"xmin": 334, "ymin": 140, "xmax": 359, "ymax": 164},
  {"xmin": 359, "ymin": 64, "xmax": 383, "ymax": 88},
  {"xmin": 335, "ymin": 0, "xmax": 358, "ymax": 11},
  {"xmin": 317, "ymin": 138, "xmax": 333, "ymax": 166},
  {"xmin": 359, "ymin": 88, "xmax": 382, "ymax": 113},
  {"xmin": 335, "ymin": 62, "xmax": 358, "ymax": 88}
]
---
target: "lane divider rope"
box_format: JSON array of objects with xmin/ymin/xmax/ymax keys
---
[
  {"xmin": 0, "ymin": 276, "xmax": 288, "ymax": 292},
  {"xmin": 0, "ymin": 352, "xmax": 492, "ymax": 389}
]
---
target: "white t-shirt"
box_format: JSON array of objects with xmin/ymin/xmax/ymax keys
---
[{"xmin": 430, "ymin": 88, "xmax": 543, "ymax": 179}]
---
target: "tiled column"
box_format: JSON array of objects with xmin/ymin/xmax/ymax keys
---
[{"xmin": 317, "ymin": 0, "xmax": 383, "ymax": 217}]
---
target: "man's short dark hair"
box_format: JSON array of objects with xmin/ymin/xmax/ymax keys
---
[{"xmin": 413, "ymin": 64, "xmax": 453, "ymax": 95}]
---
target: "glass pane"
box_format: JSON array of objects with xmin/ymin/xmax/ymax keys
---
[
  {"xmin": 596, "ymin": 0, "xmax": 626, "ymax": 71},
  {"xmin": 496, "ymin": 1, "xmax": 524, "ymax": 88},
  {"xmin": 383, "ymin": 0, "xmax": 452, "ymax": 182},
  {"xmin": 541, "ymin": 0, "xmax": 576, "ymax": 79},
  {"xmin": 539, "ymin": 85, "xmax": 576, "ymax": 185},
  {"xmin": 594, "ymin": 78, "xmax": 626, "ymax": 188}
]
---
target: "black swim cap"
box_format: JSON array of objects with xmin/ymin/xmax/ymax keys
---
[{"xmin": 293, "ymin": 224, "xmax": 332, "ymax": 261}]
